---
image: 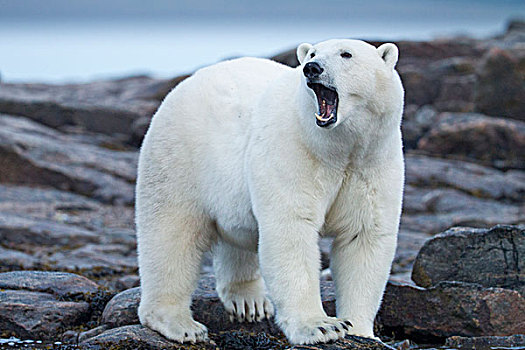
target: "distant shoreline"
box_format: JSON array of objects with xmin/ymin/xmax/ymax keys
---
[{"xmin": 0, "ymin": 17, "xmax": 520, "ymax": 84}]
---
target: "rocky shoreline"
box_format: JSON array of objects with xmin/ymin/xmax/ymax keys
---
[{"xmin": 0, "ymin": 21, "xmax": 524, "ymax": 349}]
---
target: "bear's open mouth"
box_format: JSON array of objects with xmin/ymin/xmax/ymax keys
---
[{"xmin": 307, "ymin": 82, "xmax": 338, "ymax": 127}]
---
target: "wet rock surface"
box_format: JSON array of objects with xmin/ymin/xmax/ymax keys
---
[{"xmin": 0, "ymin": 20, "xmax": 524, "ymax": 350}]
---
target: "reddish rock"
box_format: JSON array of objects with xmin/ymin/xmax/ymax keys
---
[
  {"xmin": 0, "ymin": 289, "xmax": 91, "ymax": 340},
  {"xmin": 378, "ymin": 281, "xmax": 525, "ymax": 339},
  {"xmin": 0, "ymin": 271, "xmax": 105, "ymax": 340},
  {"xmin": 474, "ymin": 47, "xmax": 525, "ymax": 121},
  {"xmin": 417, "ymin": 113, "xmax": 525, "ymax": 169}
]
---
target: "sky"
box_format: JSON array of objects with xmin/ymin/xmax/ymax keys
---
[{"xmin": 0, "ymin": 0, "xmax": 523, "ymax": 83}]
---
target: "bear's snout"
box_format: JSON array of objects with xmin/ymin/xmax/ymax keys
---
[{"xmin": 303, "ymin": 62, "xmax": 324, "ymax": 79}]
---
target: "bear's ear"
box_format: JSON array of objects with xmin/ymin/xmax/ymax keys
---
[
  {"xmin": 377, "ymin": 43, "xmax": 399, "ymax": 69},
  {"xmin": 296, "ymin": 43, "xmax": 313, "ymax": 65}
]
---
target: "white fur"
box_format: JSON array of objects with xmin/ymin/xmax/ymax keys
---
[{"xmin": 136, "ymin": 39, "xmax": 405, "ymax": 345}]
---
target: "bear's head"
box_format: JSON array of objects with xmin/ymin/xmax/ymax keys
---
[{"xmin": 296, "ymin": 39, "xmax": 403, "ymax": 130}]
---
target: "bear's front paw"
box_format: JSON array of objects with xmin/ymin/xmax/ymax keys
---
[
  {"xmin": 281, "ymin": 316, "xmax": 353, "ymax": 345},
  {"xmin": 139, "ymin": 304, "xmax": 208, "ymax": 343},
  {"xmin": 219, "ymin": 279, "xmax": 275, "ymax": 323}
]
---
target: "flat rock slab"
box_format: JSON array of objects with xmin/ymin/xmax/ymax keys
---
[
  {"xmin": 0, "ymin": 114, "xmax": 137, "ymax": 204},
  {"xmin": 0, "ymin": 271, "xmax": 107, "ymax": 340},
  {"xmin": 405, "ymin": 153, "xmax": 525, "ymax": 203},
  {"xmin": 401, "ymin": 187, "xmax": 524, "ymax": 234},
  {"xmin": 0, "ymin": 271, "xmax": 101, "ymax": 298},
  {"xmin": 0, "ymin": 76, "xmax": 168, "ymax": 136},
  {"xmin": 378, "ymin": 281, "xmax": 525, "ymax": 339},
  {"xmin": 411, "ymin": 225, "xmax": 524, "ymax": 294},
  {"xmin": 0, "ymin": 246, "xmax": 40, "ymax": 271},
  {"xmin": 0, "ymin": 212, "xmax": 99, "ymax": 248}
]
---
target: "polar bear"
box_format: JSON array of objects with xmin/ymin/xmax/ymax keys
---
[{"xmin": 136, "ymin": 39, "xmax": 404, "ymax": 345}]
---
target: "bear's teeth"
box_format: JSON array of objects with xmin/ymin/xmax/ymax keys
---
[{"xmin": 315, "ymin": 113, "xmax": 333, "ymax": 122}]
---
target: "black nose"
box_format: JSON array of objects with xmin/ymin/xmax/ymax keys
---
[{"xmin": 303, "ymin": 62, "xmax": 324, "ymax": 79}]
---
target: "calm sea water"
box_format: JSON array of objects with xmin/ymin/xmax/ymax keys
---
[{"xmin": 0, "ymin": 15, "xmax": 520, "ymax": 83}]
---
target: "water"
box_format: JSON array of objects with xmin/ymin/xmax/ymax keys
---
[{"xmin": 0, "ymin": 8, "xmax": 522, "ymax": 84}]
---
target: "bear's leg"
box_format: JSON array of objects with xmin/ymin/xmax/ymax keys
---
[
  {"xmin": 330, "ymin": 232, "xmax": 397, "ymax": 339},
  {"xmin": 213, "ymin": 240, "xmax": 274, "ymax": 322},
  {"xmin": 137, "ymin": 208, "xmax": 211, "ymax": 343},
  {"xmin": 258, "ymin": 221, "xmax": 352, "ymax": 344}
]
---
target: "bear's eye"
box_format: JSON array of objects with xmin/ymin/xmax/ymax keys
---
[
  {"xmin": 310, "ymin": 53, "xmax": 315, "ymax": 58},
  {"xmin": 341, "ymin": 52, "xmax": 352, "ymax": 59}
]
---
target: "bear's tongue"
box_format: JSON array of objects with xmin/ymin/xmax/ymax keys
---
[{"xmin": 318, "ymin": 99, "xmax": 336, "ymax": 120}]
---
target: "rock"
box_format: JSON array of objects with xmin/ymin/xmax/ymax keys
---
[
  {"xmin": 0, "ymin": 246, "xmax": 39, "ymax": 271},
  {"xmin": 82, "ymin": 324, "xmax": 392, "ymax": 350},
  {"xmin": 0, "ymin": 271, "xmax": 106, "ymax": 340},
  {"xmin": 417, "ymin": 113, "xmax": 525, "ymax": 169},
  {"xmin": 0, "ymin": 184, "xmax": 135, "ymax": 241},
  {"xmin": 271, "ymin": 48, "xmax": 299, "ymax": 67},
  {"xmin": 400, "ymin": 188, "xmax": 524, "ymax": 234},
  {"xmin": 445, "ymin": 334, "xmax": 525, "ymax": 349},
  {"xmin": 80, "ymin": 324, "xmax": 210, "ymax": 350},
  {"xmin": 141, "ymin": 74, "xmax": 190, "ymax": 102},
  {"xmin": 474, "ymin": 47, "xmax": 525, "ymax": 121},
  {"xmin": 397, "ymin": 66, "xmax": 440, "ymax": 106},
  {"xmin": 0, "ymin": 270, "xmax": 101, "ymax": 298},
  {"xmin": 0, "ymin": 76, "xmax": 168, "ymax": 136},
  {"xmin": 0, "ymin": 211, "xmax": 99, "ymax": 248},
  {"xmin": 378, "ymin": 281, "xmax": 525, "ymax": 339},
  {"xmin": 411, "ymin": 225, "xmax": 524, "ymax": 294},
  {"xmin": 0, "ymin": 289, "xmax": 91, "ymax": 340},
  {"xmin": 128, "ymin": 116, "xmax": 151, "ymax": 147},
  {"xmin": 77, "ymin": 324, "xmax": 110, "ymax": 343},
  {"xmin": 0, "ymin": 114, "xmax": 137, "ymax": 204},
  {"xmin": 405, "ymin": 154, "xmax": 525, "ymax": 203},
  {"xmin": 100, "ymin": 287, "xmax": 140, "ymax": 328},
  {"xmin": 432, "ymin": 75, "xmax": 476, "ymax": 112},
  {"xmin": 98, "ymin": 276, "xmax": 390, "ymax": 349},
  {"xmin": 116, "ymin": 274, "xmax": 140, "ymax": 290},
  {"xmin": 401, "ymin": 105, "xmax": 438, "ymax": 149},
  {"xmin": 45, "ymin": 243, "xmax": 138, "ymax": 276}
]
